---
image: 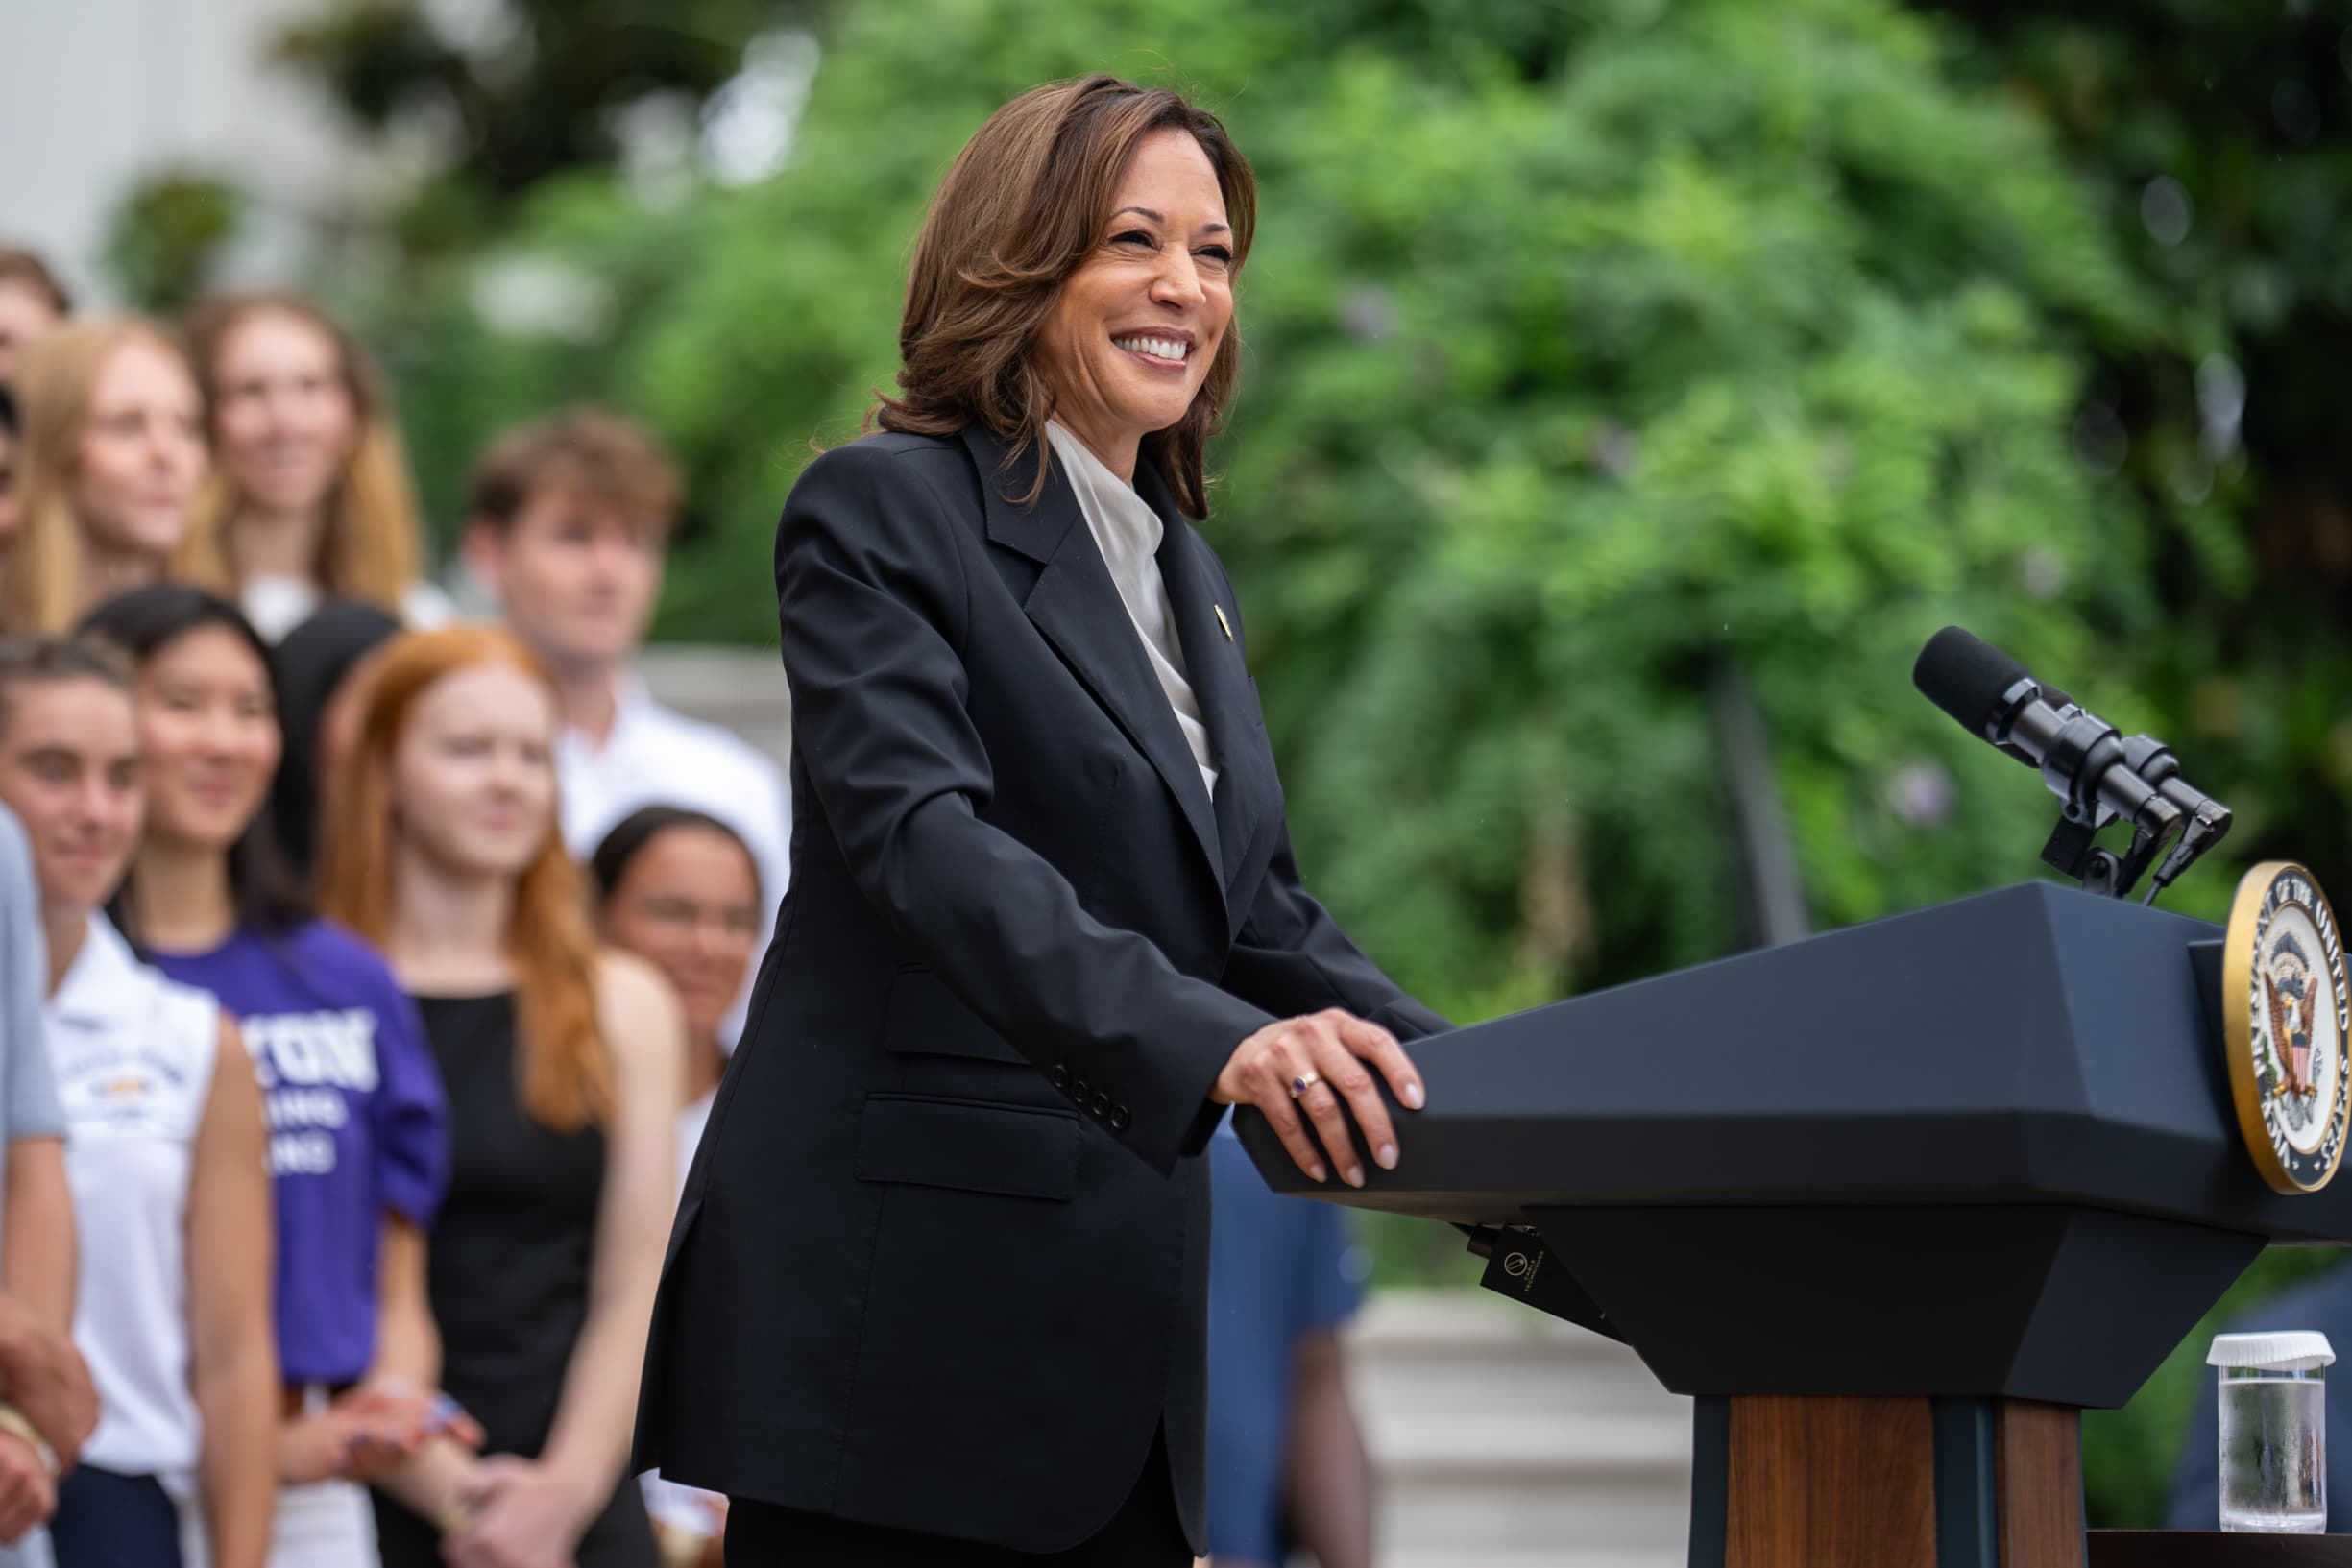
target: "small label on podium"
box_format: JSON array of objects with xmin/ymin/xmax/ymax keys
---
[{"xmin": 1478, "ymin": 1231, "xmax": 1623, "ymax": 1342}]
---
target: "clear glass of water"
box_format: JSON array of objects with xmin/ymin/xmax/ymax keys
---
[{"xmin": 2211, "ymin": 1331, "xmax": 2333, "ymax": 1533}]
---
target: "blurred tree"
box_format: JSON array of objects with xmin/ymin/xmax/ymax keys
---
[
  {"xmin": 270, "ymin": 0, "xmax": 788, "ymax": 258},
  {"xmin": 374, "ymin": 0, "xmax": 2174, "ymax": 1000},
  {"xmin": 101, "ymin": 170, "xmax": 243, "ymax": 313},
  {"xmin": 1923, "ymin": 0, "xmax": 2352, "ymax": 994}
]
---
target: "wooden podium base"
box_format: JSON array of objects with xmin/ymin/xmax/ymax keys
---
[{"xmin": 1689, "ymin": 1394, "xmax": 2085, "ymax": 1568}]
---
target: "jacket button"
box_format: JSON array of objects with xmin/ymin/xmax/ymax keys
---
[
  {"xmin": 1091, "ymin": 1090, "xmax": 1110, "ymax": 1117},
  {"xmin": 1110, "ymin": 1104, "xmax": 1131, "ymax": 1131},
  {"xmin": 1051, "ymin": 1065, "xmax": 1071, "ymax": 1091},
  {"xmin": 1073, "ymin": 1078, "xmax": 1090, "ymax": 1103}
]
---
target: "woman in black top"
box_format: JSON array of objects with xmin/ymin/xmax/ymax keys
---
[{"xmin": 320, "ymin": 626, "xmax": 681, "ymax": 1568}]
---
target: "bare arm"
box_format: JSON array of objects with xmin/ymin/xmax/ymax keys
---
[
  {"xmin": 187, "ymin": 1019, "xmax": 278, "ymax": 1568},
  {"xmin": 365, "ymin": 1214, "xmax": 481, "ymax": 1518},
  {"xmin": 1283, "ymin": 1330, "xmax": 1374, "ymax": 1568},
  {"xmin": 539, "ymin": 953, "xmax": 681, "ymax": 1520},
  {"xmin": 450, "ymin": 953, "xmax": 683, "ymax": 1566},
  {"xmin": 0, "ymin": 1139, "xmax": 70, "ymax": 1333}
]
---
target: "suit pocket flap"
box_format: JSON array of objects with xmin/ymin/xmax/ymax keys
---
[
  {"xmin": 880, "ymin": 968, "xmax": 1030, "ymax": 1066},
  {"xmin": 856, "ymin": 1094, "xmax": 1079, "ymax": 1201}
]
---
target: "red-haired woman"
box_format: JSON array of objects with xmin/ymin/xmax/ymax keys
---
[{"xmin": 318, "ymin": 627, "xmax": 680, "ymax": 1568}]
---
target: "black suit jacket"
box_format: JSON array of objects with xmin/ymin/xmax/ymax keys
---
[{"xmin": 632, "ymin": 424, "xmax": 1446, "ymax": 1555}]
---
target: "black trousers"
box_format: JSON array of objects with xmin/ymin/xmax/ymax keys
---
[
  {"xmin": 50, "ymin": 1465, "xmax": 183, "ymax": 1568},
  {"xmin": 723, "ymin": 1425, "xmax": 1191, "ymax": 1567}
]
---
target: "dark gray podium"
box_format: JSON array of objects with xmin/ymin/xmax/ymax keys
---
[{"xmin": 1238, "ymin": 881, "xmax": 2349, "ymax": 1568}]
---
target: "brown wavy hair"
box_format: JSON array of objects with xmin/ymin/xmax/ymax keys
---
[
  {"xmin": 173, "ymin": 292, "xmax": 428, "ymax": 615},
  {"xmin": 316, "ymin": 624, "xmax": 612, "ymax": 1131},
  {"xmin": 871, "ymin": 74, "xmax": 1257, "ymax": 519},
  {"xmin": 5, "ymin": 316, "xmax": 202, "ymax": 632}
]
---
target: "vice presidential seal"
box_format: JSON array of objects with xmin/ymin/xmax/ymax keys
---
[{"xmin": 2223, "ymin": 862, "xmax": 2349, "ymax": 1194}]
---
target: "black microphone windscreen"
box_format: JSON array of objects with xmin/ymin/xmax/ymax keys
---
[{"xmin": 1913, "ymin": 626, "xmax": 2030, "ymax": 733}]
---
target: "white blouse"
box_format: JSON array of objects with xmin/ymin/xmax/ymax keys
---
[{"xmin": 1044, "ymin": 422, "xmax": 1219, "ymax": 800}]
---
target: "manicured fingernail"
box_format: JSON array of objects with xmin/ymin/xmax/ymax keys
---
[
  {"xmin": 1310, "ymin": 1162, "xmax": 1327, "ymax": 1182},
  {"xmin": 1377, "ymin": 1143, "xmax": 1397, "ymax": 1170},
  {"xmin": 1402, "ymin": 1081, "xmax": 1425, "ymax": 1109},
  {"xmin": 1346, "ymin": 1165, "xmax": 1365, "ymax": 1188}
]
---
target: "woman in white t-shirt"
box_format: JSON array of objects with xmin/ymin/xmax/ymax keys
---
[
  {"xmin": 170, "ymin": 294, "xmax": 453, "ymax": 643},
  {"xmin": 0, "ymin": 636, "xmax": 276, "ymax": 1568}
]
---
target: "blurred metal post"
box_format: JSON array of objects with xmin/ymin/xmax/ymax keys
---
[{"xmin": 1711, "ymin": 661, "xmax": 1811, "ymax": 949}]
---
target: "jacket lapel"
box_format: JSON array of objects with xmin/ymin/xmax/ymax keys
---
[
  {"xmin": 1141, "ymin": 466, "xmax": 1274, "ymax": 903},
  {"xmin": 962, "ymin": 426, "xmax": 1225, "ymax": 904}
]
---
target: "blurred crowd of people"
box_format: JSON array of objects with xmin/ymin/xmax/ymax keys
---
[{"xmin": 0, "ymin": 241, "xmax": 1370, "ymax": 1568}]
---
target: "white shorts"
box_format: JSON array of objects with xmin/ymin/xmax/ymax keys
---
[{"xmin": 266, "ymin": 1479, "xmax": 377, "ymax": 1568}]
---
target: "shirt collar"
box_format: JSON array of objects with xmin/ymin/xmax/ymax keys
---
[
  {"xmin": 1046, "ymin": 421, "xmax": 1164, "ymax": 558},
  {"xmin": 562, "ymin": 668, "xmax": 656, "ymax": 761},
  {"xmin": 51, "ymin": 913, "xmax": 147, "ymax": 1028}
]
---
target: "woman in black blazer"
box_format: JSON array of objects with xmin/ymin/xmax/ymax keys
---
[{"xmin": 634, "ymin": 74, "xmax": 1446, "ymax": 1567}]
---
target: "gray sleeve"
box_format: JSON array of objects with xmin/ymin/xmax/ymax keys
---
[{"xmin": 0, "ymin": 807, "xmax": 62, "ymax": 1143}]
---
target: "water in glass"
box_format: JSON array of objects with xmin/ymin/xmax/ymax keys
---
[{"xmin": 2219, "ymin": 1375, "xmax": 2326, "ymax": 1533}]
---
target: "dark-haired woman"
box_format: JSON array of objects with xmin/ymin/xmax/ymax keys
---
[
  {"xmin": 265, "ymin": 601, "xmax": 400, "ymax": 890},
  {"xmin": 592, "ymin": 808, "xmax": 761, "ymax": 1565},
  {"xmin": 80, "ymin": 586, "xmax": 465, "ymax": 1568},
  {"xmin": 636, "ymin": 76, "xmax": 1446, "ymax": 1567}
]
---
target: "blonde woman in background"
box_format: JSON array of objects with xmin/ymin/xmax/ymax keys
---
[
  {"xmin": 174, "ymin": 294, "xmax": 451, "ymax": 642},
  {"xmin": 3, "ymin": 317, "xmax": 207, "ymax": 631}
]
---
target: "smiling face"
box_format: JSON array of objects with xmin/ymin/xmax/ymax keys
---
[
  {"xmin": 1031, "ymin": 129, "xmax": 1236, "ymax": 478},
  {"xmin": 390, "ymin": 661, "xmax": 560, "ymax": 880},
  {"xmin": 72, "ymin": 336, "xmax": 207, "ymax": 562},
  {"xmin": 209, "ymin": 308, "xmax": 358, "ymax": 519},
  {"xmin": 600, "ymin": 823, "xmax": 762, "ymax": 1045},
  {"xmin": 135, "ymin": 622, "xmax": 281, "ymax": 853},
  {"xmin": 0, "ymin": 675, "xmax": 144, "ymax": 917}
]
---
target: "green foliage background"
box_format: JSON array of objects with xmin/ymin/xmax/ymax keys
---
[{"xmin": 163, "ymin": 0, "xmax": 2351, "ymax": 1529}]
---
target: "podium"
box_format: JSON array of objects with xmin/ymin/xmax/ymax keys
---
[{"xmin": 1238, "ymin": 881, "xmax": 2352, "ymax": 1568}]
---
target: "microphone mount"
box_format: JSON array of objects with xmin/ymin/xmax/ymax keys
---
[{"xmin": 1919, "ymin": 631, "xmax": 2232, "ymax": 905}]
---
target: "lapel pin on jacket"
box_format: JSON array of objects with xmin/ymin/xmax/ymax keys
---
[{"xmin": 1214, "ymin": 605, "xmax": 1233, "ymax": 641}]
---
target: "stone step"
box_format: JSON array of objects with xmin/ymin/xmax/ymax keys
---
[
  {"xmin": 1344, "ymin": 1291, "xmax": 1694, "ymax": 1564},
  {"xmin": 1381, "ymin": 1550, "xmax": 1685, "ymax": 1568}
]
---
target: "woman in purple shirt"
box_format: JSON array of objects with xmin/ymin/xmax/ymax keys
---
[{"xmin": 81, "ymin": 585, "xmax": 473, "ymax": 1568}]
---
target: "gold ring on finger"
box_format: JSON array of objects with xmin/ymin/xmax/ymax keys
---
[{"xmin": 1289, "ymin": 1070, "xmax": 1321, "ymax": 1099}]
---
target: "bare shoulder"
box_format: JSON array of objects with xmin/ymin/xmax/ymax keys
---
[{"xmin": 593, "ymin": 949, "xmax": 684, "ymax": 1073}]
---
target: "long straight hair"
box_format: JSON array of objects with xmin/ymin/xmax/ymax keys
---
[
  {"xmin": 77, "ymin": 584, "xmax": 310, "ymax": 940},
  {"xmin": 872, "ymin": 75, "xmax": 1257, "ymax": 519},
  {"xmin": 173, "ymin": 292, "xmax": 428, "ymax": 615},
  {"xmin": 5, "ymin": 316, "xmax": 203, "ymax": 632},
  {"xmin": 317, "ymin": 625, "xmax": 612, "ymax": 1131}
]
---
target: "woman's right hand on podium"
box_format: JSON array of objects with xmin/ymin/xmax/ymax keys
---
[{"xmin": 1211, "ymin": 1008, "xmax": 1426, "ymax": 1188}]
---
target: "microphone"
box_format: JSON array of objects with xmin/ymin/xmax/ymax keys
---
[{"xmin": 1912, "ymin": 627, "xmax": 2181, "ymax": 840}]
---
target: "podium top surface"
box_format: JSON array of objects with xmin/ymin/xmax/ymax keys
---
[{"xmin": 1243, "ymin": 880, "xmax": 2352, "ymax": 1245}]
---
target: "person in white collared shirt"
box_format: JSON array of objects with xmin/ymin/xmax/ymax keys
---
[
  {"xmin": 0, "ymin": 637, "xmax": 276, "ymax": 1568},
  {"xmin": 459, "ymin": 408, "xmax": 788, "ymax": 1036}
]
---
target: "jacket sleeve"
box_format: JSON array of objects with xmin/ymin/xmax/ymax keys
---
[
  {"xmin": 776, "ymin": 442, "xmax": 1272, "ymax": 1175},
  {"xmin": 1219, "ymin": 821, "xmax": 1453, "ymax": 1045}
]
